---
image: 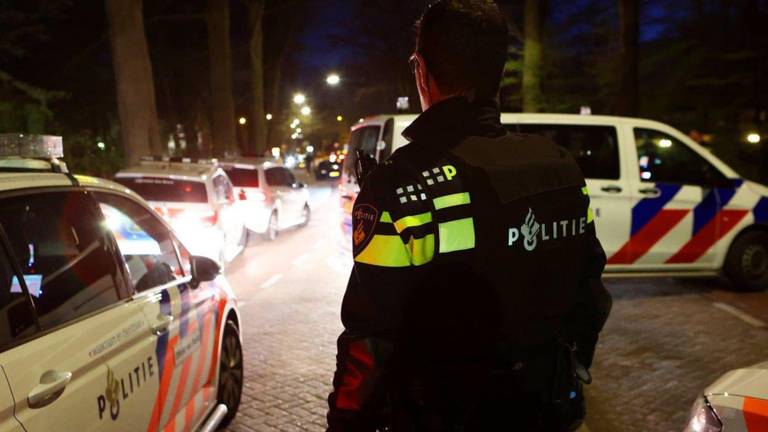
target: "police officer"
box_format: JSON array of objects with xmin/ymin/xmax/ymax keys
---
[{"xmin": 327, "ymin": 1, "xmax": 611, "ymax": 430}]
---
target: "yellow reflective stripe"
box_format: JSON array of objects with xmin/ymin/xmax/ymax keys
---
[
  {"xmin": 380, "ymin": 211, "xmax": 393, "ymax": 223},
  {"xmin": 581, "ymin": 186, "xmax": 589, "ymax": 196},
  {"xmin": 354, "ymin": 235, "xmax": 411, "ymax": 267},
  {"xmin": 438, "ymin": 218, "xmax": 475, "ymax": 253},
  {"xmin": 394, "ymin": 212, "xmax": 432, "ymax": 233},
  {"xmin": 587, "ymin": 207, "xmax": 594, "ymax": 224},
  {"xmin": 407, "ymin": 234, "xmax": 435, "ymax": 266},
  {"xmin": 433, "ymin": 192, "xmax": 471, "ymax": 210}
]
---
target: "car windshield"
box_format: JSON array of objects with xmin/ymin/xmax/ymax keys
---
[
  {"xmin": 223, "ymin": 167, "xmax": 260, "ymax": 188},
  {"xmin": 115, "ymin": 177, "xmax": 207, "ymax": 203}
]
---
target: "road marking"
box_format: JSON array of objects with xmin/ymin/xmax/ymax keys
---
[
  {"xmin": 292, "ymin": 253, "xmax": 310, "ymax": 267},
  {"xmin": 259, "ymin": 274, "xmax": 283, "ymax": 289},
  {"xmin": 712, "ymin": 302, "xmax": 767, "ymax": 328}
]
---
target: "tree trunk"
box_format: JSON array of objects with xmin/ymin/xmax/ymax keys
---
[
  {"xmin": 617, "ymin": 0, "xmax": 640, "ymax": 116},
  {"xmin": 522, "ymin": 0, "xmax": 544, "ymax": 112},
  {"xmin": 105, "ymin": 0, "xmax": 162, "ymax": 166},
  {"xmin": 249, "ymin": 0, "xmax": 267, "ymax": 156},
  {"xmin": 207, "ymin": 0, "xmax": 237, "ymax": 157}
]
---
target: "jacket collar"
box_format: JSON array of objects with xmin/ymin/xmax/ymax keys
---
[{"xmin": 401, "ymin": 96, "xmax": 506, "ymax": 149}]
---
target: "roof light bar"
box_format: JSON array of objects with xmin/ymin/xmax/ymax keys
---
[{"xmin": 0, "ymin": 134, "xmax": 63, "ymax": 159}]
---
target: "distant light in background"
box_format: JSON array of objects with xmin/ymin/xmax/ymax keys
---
[
  {"xmin": 271, "ymin": 147, "xmax": 280, "ymax": 158},
  {"xmin": 293, "ymin": 93, "xmax": 306, "ymax": 105},
  {"xmin": 358, "ymin": 118, "xmax": 364, "ymax": 123},
  {"xmin": 336, "ymin": 115, "xmax": 343, "ymax": 122},
  {"xmin": 290, "ymin": 123, "xmax": 297, "ymax": 129},
  {"xmin": 747, "ymin": 133, "xmax": 761, "ymax": 144},
  {"xmin": 266, "ymin": 113, "xmax": 273, "ymax": 120},
  {"xmin": 326, "ymin": 73, "xmax": 341, "ymax": 86},
  {"xmin": 306, "ymin": 145, "xmax": 314, "ymax": 153},
  {"xmin": 292, "ymin": 118, "xmax": 300, "ymax": 125},
  {"xmin": 301, "ymin": 106, "xmax": 312, "ymax": 116},
  {"xmin": 238, "ymin": 116, "xmax": 247, "ymax": 125},
  {"xmin": 97, "ymin": 141, "xmax": 106, "ymax": 151},
  {"xmin": 296, "ymin": 128, "xmax": 302, "ymax": 133},
  {"xmin": 658, "ymin": 138, "xmax": 672, "ymax": 148}
]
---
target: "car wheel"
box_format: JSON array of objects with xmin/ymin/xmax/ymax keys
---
[
  {"xmin": 264, "ymin": 211, "xmax": 278, "ymax": 241},
  {"xmin": 299, "ymin": 204, "xmax": 311, "ymax": 227},
  {"xmin": 216, "ymin": 320, "xmax": 243, "ymax": 428},
  {"xmin": 725, "ymin": 230, "xmax": 768, "ymax": 291}
]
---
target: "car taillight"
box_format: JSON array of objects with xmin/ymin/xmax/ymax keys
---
[{"xmin": 238, "ymin": 189, "xmax": 247, "ymax": 201}]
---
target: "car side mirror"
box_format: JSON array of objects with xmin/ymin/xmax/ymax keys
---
[{"xmin": 191, "ymin": 255, "xmax": 221, "ymax": 286}]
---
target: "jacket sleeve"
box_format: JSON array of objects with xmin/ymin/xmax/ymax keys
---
[
  {"xmin": 570, "ymin": 189, "xmax": 612, "ymax": 369},
  {"xmin": 327, "ymin": 172, "xmax": 429, "ymax": 431}
]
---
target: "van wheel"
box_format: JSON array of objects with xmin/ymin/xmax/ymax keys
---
[
  {"xmin": 264, "ymin": 211, "xmax": 278, "ymax": 241},
  {"xmin": 299, "ymin": 204, "xmax": 311, "ymax": 228},
  {"xmin": 217, "ymin": 320, "xmax": 243, "ymax": 428},
  {"xmin": 724, "ymin": 231, "xmax": 768, "ymax": 291}
]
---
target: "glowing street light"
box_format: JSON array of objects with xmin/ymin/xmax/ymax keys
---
[
  {"xmin": 293, "ymin": 93, "xmax": 306, "ymax": 105},
  {"xmin": 747, "ymin": 132, "xmax": 761, "ymax": 144},
  {"xmin": 238, "ymin": 116, "xmax": 247, "ymax": 125},
  {"xmin": 326, "ymin": 73, "xmax": 341, "ymax": 86},
  {"xmin": 300, "ymin": 106, "xmax": 312, "ymax": 116},
  {"xmin": 336, "ymin": 115, "xmax": 343, "ymax": 122},
  {"xmin": 266, "ymin": 113, "xmax": 273, "ymax": 120}
]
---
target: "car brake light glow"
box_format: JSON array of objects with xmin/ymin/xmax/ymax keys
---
[{"xmin": 238, "ymin": 189, "xmax": 265, "ymax": 201}]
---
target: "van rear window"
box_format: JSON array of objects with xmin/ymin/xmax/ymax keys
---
[
  {"xmin": 506, "ymin": 124, "xmax": 620, "ymax": 180},
  {"xmin": 115, "ymin": 177, "xmax": 208, "ymax": 203},
  {"xmin": 223, "ymin": 167, "xmax": 260, "ymax": 188}
]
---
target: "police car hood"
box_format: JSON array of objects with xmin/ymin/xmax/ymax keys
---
[
  {"xmin": 746, "ymin": 180, "xmax": 768, "ymax": 198},
  {"xmin": 704, "ymin": 361, "xmax": 768, "ymax": 400}
]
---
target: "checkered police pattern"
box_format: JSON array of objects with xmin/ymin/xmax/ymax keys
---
[
  {"xmin": 396, "ymin": 184, "xmax": 427, "ymax": 204},
  {"xmin": 422, "ymin": 167, "xmax": 446, "ymax": 186}
]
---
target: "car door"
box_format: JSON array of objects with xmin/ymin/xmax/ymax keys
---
[
  {"xmin": 513, "ymin": 123, "xmax": 632, "ymax": 264},
  {"xmin": 212, "ymin": 174, "xmax": 243, "ymax": 261},
  {"xmin": 627, "ymin": 127, "xmax": 733, "ymax": 268},
  {"xmin": 94, "ymin": 191, "xmax": 219, "ymax": 431},
  {"xmin": 0, "ymin": 189, "xmax": 155, "ymax": 432}
]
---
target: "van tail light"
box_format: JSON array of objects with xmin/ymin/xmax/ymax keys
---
[{"xmin": 238, "ymin": 189, "xmax": 247, "ymax": 201}]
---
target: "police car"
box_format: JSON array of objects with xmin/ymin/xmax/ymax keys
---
[
  {"xmin": 219, "ymin": 158, "xmax": 310, "ymax": 241},
  {"xmin": 684, "ymin": 361, "xmax": 768, "ymax": 432},
  {"xmin": 0, "ymin": 135, "xmax": 243, "ymax": 431},
  {"xmin": 341, "ymin": 113, "xmax": 768, "ymax": 291},
  {"xmin": 115, "ymin": 158, "xmax": 247, "ymax": 267}
]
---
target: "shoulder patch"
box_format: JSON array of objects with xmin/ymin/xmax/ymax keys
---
[{"xmin": 352, "ymin": 204, "xmax": 378, "ymax": 254}]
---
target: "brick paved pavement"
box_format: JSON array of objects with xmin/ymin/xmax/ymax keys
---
[{"xmin": 224, "ymin": 185, "xmax": 768, "ymax": 431}]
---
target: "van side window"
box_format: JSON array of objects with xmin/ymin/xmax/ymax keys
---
[
  {"xmin": 0, "ymin": 192, "xmax": 124, "ymax": 332},
  {"xmin": 265, "ymin": 167, "xmax": 287, "ymax": 186},
  {"xmin": 634, "ymin": 128, "xmax": 726, "ymax": 186},
  {"xmin": 511, "ymin": 124, "xmax": 620, "ymax": 180},
  {"xmin": 94, "ymin": 193, "xmax": 184, "ymax": 292}
]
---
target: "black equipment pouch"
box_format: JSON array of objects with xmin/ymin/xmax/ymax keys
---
[
  {"xmin": 355, "ymin": 150, "xmax": 378, "ymax": 189},
  {"xmin": 551, "ymin": 341, "xmax": 589, "ymax": 431}
]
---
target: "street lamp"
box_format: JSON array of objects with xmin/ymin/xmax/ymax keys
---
[
  {"xmin": 336, "ymin": 115, "xmax": 343, "ymax": 122},
  {"xmin": 293, "ymin": 93, "xmax": 306, "ymax": 105},
  {"xmin": 266, "ymin": 113, "xmax": 273, "ymax": 120},
  {"xmin": 238, "ymin": 116, "xmax": 247, "ymax": 125},
  {"xmin": 301, "ymin": 106, "xmax": 312, "ymax": 116},
  {"xmin": 326, "ymin": 73, "xmax": 341, "ymax": 86}
]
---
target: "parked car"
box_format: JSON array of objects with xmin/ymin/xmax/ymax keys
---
[
  {"xmin": 114, "ymin": 158, "xmax": 246, "ymax": 266},
  {"xmin": 220, "ymin": 158, "xmax": 310, "ymax": 241},
  {"xmin": 0, "ymin": 136, "xmax": 243, "ymax": 431},
  {"xmin": 341, "ymin": 114, "xmax": 768, "ymax": 291}
]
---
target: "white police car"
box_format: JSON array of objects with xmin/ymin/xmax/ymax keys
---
[
  {"xmin": 685, "ymin": 361, "xmax": 768, "ymax": 432},
  {"xmin": 115, "ymin": 158, "xmax": 247, "ymax": 267},
  {"xmin": 0, "ymin": 135, "xmax": 243, "ymax": 431},
  {"xmin": 341, "ymin": 113, "xmax": 768, "ymax": 291}
]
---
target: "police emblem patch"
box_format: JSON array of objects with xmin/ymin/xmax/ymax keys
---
[{"xmin": 352, "ymin": 204, "xmax": 378, "ymax": 254}]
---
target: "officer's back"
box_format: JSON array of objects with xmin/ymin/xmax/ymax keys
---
[{"xmin": 327, "ymin": 2, "xmax": 611, "ymax": 431}]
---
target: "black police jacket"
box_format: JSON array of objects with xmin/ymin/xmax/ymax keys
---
[{"xmin": 327, "ymin": 97, "xmax": 612, "ymax": 431}]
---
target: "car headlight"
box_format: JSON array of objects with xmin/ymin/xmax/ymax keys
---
[{"xmin": 684, "ymin": 397, "xmax": 722, "ymax": 432}]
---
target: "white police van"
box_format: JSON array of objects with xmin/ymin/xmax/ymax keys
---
[
  {"xmin": 0, "ymin": 135, "xmax": 243, "ymax": 431},
  {"xmin": 340, "ymin": 114, "xmax": 768, "ymax": 291}
]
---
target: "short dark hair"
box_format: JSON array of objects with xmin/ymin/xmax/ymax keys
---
[{"xmin": 415, "ymin": 0, "xmax": 509, "ymax": 101}]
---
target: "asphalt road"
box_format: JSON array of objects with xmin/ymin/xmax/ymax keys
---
[{"xmin": 224, "ymin": 179, "xmax": 768, "ymax": 432}]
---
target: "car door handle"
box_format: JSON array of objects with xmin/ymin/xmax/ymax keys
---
[
  {"xmin": 152, "ymin": 314, "xmax": 173, "ymax": 335},
  {"xmin": 639, "ymin": 187, "xmax": 661, "ymax": 198},
  {"xmin": 28, "ymin": 370, "xmax": 72, "ymax": 409},
  {"xmin": 600, "ymin": 185, "xmax": 623, "ymax": 193}
]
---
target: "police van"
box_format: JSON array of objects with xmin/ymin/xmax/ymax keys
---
[
  {"xmin": 340, "ymin": 114, "xmax": 768, "ymax": 291},
  {"xmin": 0, "ymin": 135, "xmax": 243, "ymax": 431}
]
